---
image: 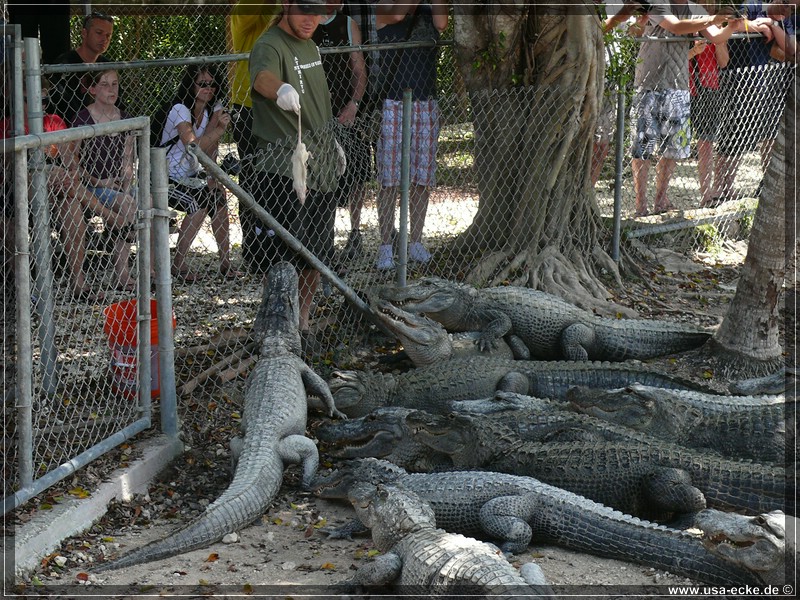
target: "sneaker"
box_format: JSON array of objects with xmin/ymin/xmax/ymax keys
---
[
  {"xmin": 376, "ymin": 244, "xmax": 395, "ymax": 270},
  {"xmin": 408, "ymin": 242, "xmax": 431, "ymax": 264},
  {"xmin": 344, "ymin": 229, "xmax": 363, "ymax": 259}
]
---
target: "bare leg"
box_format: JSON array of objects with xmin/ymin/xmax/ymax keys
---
[
  {"xmin": 632, "ymin": 157, "xmax": 650, "ymax": 216},
  {"xmin": 53, "ymin": 194, "xmax": 88, "ymax": 292},
  {"xmin": 376, "ymin": 186, "xmax": 397, "ymax": 245},
  {"xmin": 349, "ymin": 184, "xmax": 364, "ymax": 232},
  {"xmin": 653, "ymin": 157, "xmax": 676, "ymax": 212},
  {"xmin": 298, "ymin": 267, "xmax": 319, "ymax": 331},
  {"xmin": 209, "ymin": 201, "xmax": 232, "ymax": 272},
  {"xmin": 697, "ymin": 139, "xmax": 715, "ymax": 206},
  {"xmin": 173, "ymin": 210, "xmax": 207, "ymax": 274},
  {"xmin": 713, "ymin": 153, "xmax": 741, "ymax": 200},
  {"xmin": 409, "ymin": 184, "xmax": 429, "ymax": 244},
  {"xmin": 591, "ymin": 139, "xmax": 610, "ymax": 186},
  {"xmin": 112, "ymin": 237, "xmax": 134, "ymax": 289}
]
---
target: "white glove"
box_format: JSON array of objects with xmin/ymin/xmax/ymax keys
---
[
  {"xmin": 335, "ymin": 140, "xmax": 347, "ymax": 178},
  {"xmin": 277, "ymin": 83, "xmax": 301, "ymax": 114}
]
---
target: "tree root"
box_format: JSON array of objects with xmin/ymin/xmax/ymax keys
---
[{"xmin": 701, "ymin": 338, "xmax": 785, "ymax": 379}]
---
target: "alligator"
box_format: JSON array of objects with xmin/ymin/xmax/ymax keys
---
[
  {"xmin": 336, "ymin": 482, "xmax": 552, "ymax": 597},
  {"xmin": 312, "ymin": 458, "xmax": 765, "ymax": 586},
  {"xmin": 315, "ymin": 401, "xmax": 695, "ymax": 472},
  {"xmin": 567, "ymin": 384, "xmax": 791, "ymax": 464},
  {"xmin": 695, "ymin": 509, "xmax": 795, "ymax": 587},
  {"xmin": 317, "ymin": 356, "xmax": 715, "ymax": 417},
  {"xmin": 379, "ymin": 277, "xmax": 712, "ymax": 361},
  {"xmin": 404, "ymin": 411, "xmax": 791, "ymax": 519},
  {"xmin": 373, "ymin": 298, "xmax": 515, "ymax": 366},
  {"xmin": 729, "ymin": 368, "xmax": 791, "ymax": 395},
  {"xmin": 94, "ymin": 262, "xmax": 346, "ymax": 572}
]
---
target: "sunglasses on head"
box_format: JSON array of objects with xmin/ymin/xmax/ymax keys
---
[
  {"xmin": 83, "ymin": 10, "xmax": 113, "ymax": 29},
  {"xmin": 196, "ymin": 81, "xmax": 216, "ymax": 88}
]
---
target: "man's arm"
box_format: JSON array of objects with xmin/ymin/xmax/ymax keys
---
[
  {"xmin": 252, "ymin": 68, "xmax": 285, "ymax": 101},
  {"xmin": 431, "ymin": 0, "xmax": 448, "ymax": 32},
  {"xmin": 339, "ymin": 19, "xmax": 367, "ymax": 125},
  {"xmin": 375, "ymin": 0, "xmax": 419, "ymax": 28},
  {"xmin": 699, "ymin": 19, "xmax": 742, "ymax": 44},
  {"xmin": 659, "ymin": 12, "xmax": 730, "ymax": 36}
]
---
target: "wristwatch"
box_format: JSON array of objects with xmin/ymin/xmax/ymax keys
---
[{"xmin": 352, "ymin": 99, "xmax": 361, "ymax": 108}]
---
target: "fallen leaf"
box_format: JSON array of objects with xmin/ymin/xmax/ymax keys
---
[
  {"xmin": 320, "ymin": 563, "xmax": 336, "ymax": 571},
  {"xmin": 67, "ymin": 487, "xmax": 90, "ymax": 499},
  {"xmin": 76, "ymin": 573, "xmax": 89, "ymax": 582},
  {"xmin": 304, "ymin": 525, "xmax": 314, "ymax": 538},
  {"xmin": 205, "ymin": 553, "xmax": 219, "ymax": 562},
  {"xmin": 242, "ymin": 583, "xmax": 254, "ymax": 595}
]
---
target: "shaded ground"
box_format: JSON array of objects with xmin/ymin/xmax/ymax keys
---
[{"xmin": 12, "ymin": 234, "xmax": 792, "ymax": 598}]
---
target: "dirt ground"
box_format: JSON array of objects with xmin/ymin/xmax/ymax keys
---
[{"xmin": 12, "ymin": 233, "xmax": 791, "ymax": 598}]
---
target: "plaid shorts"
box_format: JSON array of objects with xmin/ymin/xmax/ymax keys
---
[
  {"xmin": 630, "ymin": 89, "xmax": 692, "ymax": 161},
  {"xmin": 376, "ymin": 99, "xmax": 441, "ymax": 187}
]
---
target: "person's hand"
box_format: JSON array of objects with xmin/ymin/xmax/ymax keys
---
[
  {"xmin": 277, "ymin": 83, "xmax": 301, "ymax": 114},
  {"xmin": 690, "ymin": 39, "xmax": 707, "ymax": 57},
  {"xmin": 210, "ymin": 108, "xmax": 232, "ymax": 131},
  {"xmin": 104, "ymin": 203, "xmax": 136, "ymax": 229},
  {"xmin": 338, "ymin": 101, "xmax": 358, "ymax": 126}
]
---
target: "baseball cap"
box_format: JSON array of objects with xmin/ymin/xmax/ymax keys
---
[{"xmin": 294, "ymin": 0, "xmax": 328, "ymax": 15}]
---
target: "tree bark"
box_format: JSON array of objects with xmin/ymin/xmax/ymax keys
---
[
  {"xmin": 452, "ymin": 8, "xmax": 624, "ymax": 313},
  {"xmin": 706, "ymin": 73, "xmax": 795, "ymax": 377}
]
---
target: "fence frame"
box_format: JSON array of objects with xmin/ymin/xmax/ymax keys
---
[{"xmin": 2, "ymin": 36, "xmax": 178, "ymax": 515}]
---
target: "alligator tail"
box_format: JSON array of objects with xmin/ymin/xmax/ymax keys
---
[
  {"xmin": 597, "ymin": 322, "xmax": 712, "ymax": 361},
  {"xmin": 94, "ymin": 454, "xmax": 283, "ymax": 572}
]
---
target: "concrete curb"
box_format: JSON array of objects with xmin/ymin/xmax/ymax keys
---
[{"xmin": 9, "ymin": 434, "xmax": 184, "ymax": 581}]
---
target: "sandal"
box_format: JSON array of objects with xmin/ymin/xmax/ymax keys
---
[
  {"xmin": 171, "ymin": 266, "xmax": 200, "ymax": 283},
  {"xmin": 219, "ymin": 262, "xmax": 242, "ymax": 280},
  {"xmin": 652, "ymin": 202, "xmax": 675, "ymax": 215},
  {"xmin": 634, "ymin": 208, "xmax": 649, "ymax": 218}
]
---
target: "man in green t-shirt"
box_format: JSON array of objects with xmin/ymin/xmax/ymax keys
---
[{"xmin": 244, "ymin": 0, "xmax": 338, "ymax": 344}]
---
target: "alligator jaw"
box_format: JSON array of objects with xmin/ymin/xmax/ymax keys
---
[{"xmin": 326, "ymin": 431, "xmax": 400, "ymax": 458}]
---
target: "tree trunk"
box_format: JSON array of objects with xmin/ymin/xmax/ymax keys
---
[
  {"xmin": 706, "ymin": 72, "xmax": 795, "ymax": 377},
  {"xmin": 452, "ymin": 8, "xmax": 625, "ymax": 314}
]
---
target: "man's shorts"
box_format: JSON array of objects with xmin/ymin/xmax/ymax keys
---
[
  {"xmin": 690, "ymin": 86, "xmax": 721, "ymax": 143},
  {"xmin": 716, "ymin": 64, "xmax": 791, "ymax": 157},
  {"xmin": 241, "ymin": 170, "xmax": 336, "ymax": 275},
  {"xmin": 630, "ymin": 89, "xmax": 692, "ymax": 161},
  {"xmin": 168, "ymin": 175, "xmax": 225, "ymax": 216},
  {"xmin": 377, "ymin": 99, "xmax": 440, "ymax": 188}
]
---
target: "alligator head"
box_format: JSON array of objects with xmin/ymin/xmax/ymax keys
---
[
  {"xmin": 378, "ymin": 277, "xmax": 475, "ymax": 330},
  {"xmin": 348, "ymin": 483, "xmax": 436, "ymax": 551},
  {"xmin": 373, "ymin": 299, "xmax": 454, "ymax": 366},
  {"xmin": 567, "ymin": 385, "xmax": 658, "ymax": 431},
  {"xmin": 316, "ymin": 407, "xmax": 415, "ymax": 459},
  {"xmin": 253, "ymin": 261, "xmax": 302, "ymax": 356},
  {"xmin": 325, "ymin": 370, "xmax": 397, "ymax": 418},
  {"xmin": 695, "ymin": 509, "xmax": 792, "ymax": 586},
  {"xmin": 311, "ymin": 458, "xmax": 407, "ymax": 499}
]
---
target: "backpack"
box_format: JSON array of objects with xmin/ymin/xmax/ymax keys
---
[{"xmin": 150, "ymin": 103, "xmax": 179, "ymax": 150}]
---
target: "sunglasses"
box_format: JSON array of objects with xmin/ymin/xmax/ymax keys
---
[
  {"xmin": 195, "ymin": 81, "xmax": 216, "ymax": 88},
  {"xmin": 83, "ymin": 10, "xmax": 113, "ymax": 29}
]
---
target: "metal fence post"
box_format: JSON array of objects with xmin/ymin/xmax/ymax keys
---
[
  {"xmin": 396, "ymin": 89, "xmax": 413, "ymax": 287},
  {"xmin": 23, "ymin": 37, "xmax": 58, "ymax": 395},
  {"xmin": 611, "ymin": 87, "xmax": 626, "ymax": 263},
  {"xmin": 150, "ymin": 147, "xmax": 178, "ymax": 437},
  {"xmin": 11, "ymin": 25, "xmax": 34, "ymax": 489}
]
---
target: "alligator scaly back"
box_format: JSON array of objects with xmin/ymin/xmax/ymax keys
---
[{"xmin": 95, "ymin": 262, "xmax": 344, "ymax": 571}]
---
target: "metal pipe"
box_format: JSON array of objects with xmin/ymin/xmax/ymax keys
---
[
  {"xmin": 11, "ymin": 25, "xmax": 34, "ymax": 489},
  {"xmin": 0, "ymin": 117, "xmax": 150, "ymax": 152},
  {"xmin": 397, "ymin": 89, "xmax": 413, "ymax": 287},
  {"xmin": 2, "ymin": 417, "xmax": 152, "ymax": 515},
  {"xmin": 625, "ymin": 209, "xmax": 755, "ymax": 239},
  {"xmin": 187, "ymin": 143, "xmax": 384, "ymax": 329},
  {"xmin": 150, "ymin": 148, "xmax": 178, "ymax": 437},
  {"xmin": 39, "ymin": 40, "xmax": 447, "ymax": 75},
  {"xmin": 611, "ymin": 89, "xmax": 626, "ymax": 263},
  {"xmin": 24, "ymin": 37, "xmax": 58, "ymax": 396},
  {"xmin": 136, "ymin": 132, "xmax": 153, "ymax": 422}
]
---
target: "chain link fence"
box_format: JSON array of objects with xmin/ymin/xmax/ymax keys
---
[{"xmin": 3, "ymin": 7, "xmax": 793, "ymax": 512}]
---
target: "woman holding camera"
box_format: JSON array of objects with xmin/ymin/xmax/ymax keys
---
[{"xmin": 160, "ymin": 65, "xmax": 239, "ymax": 281}]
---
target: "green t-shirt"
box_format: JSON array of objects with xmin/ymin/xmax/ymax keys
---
[{"xmin": 249, "ymin": 26, "xmax": 338, "ymax": 193}]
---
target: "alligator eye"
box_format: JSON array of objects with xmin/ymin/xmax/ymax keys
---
[
  {"xmin": 447, "ymin": 412, "xmax": 457, "ymax": 420},
  {"xmin": 367, "ymin": 414, "xmax": 376, "ymax": 422}
]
